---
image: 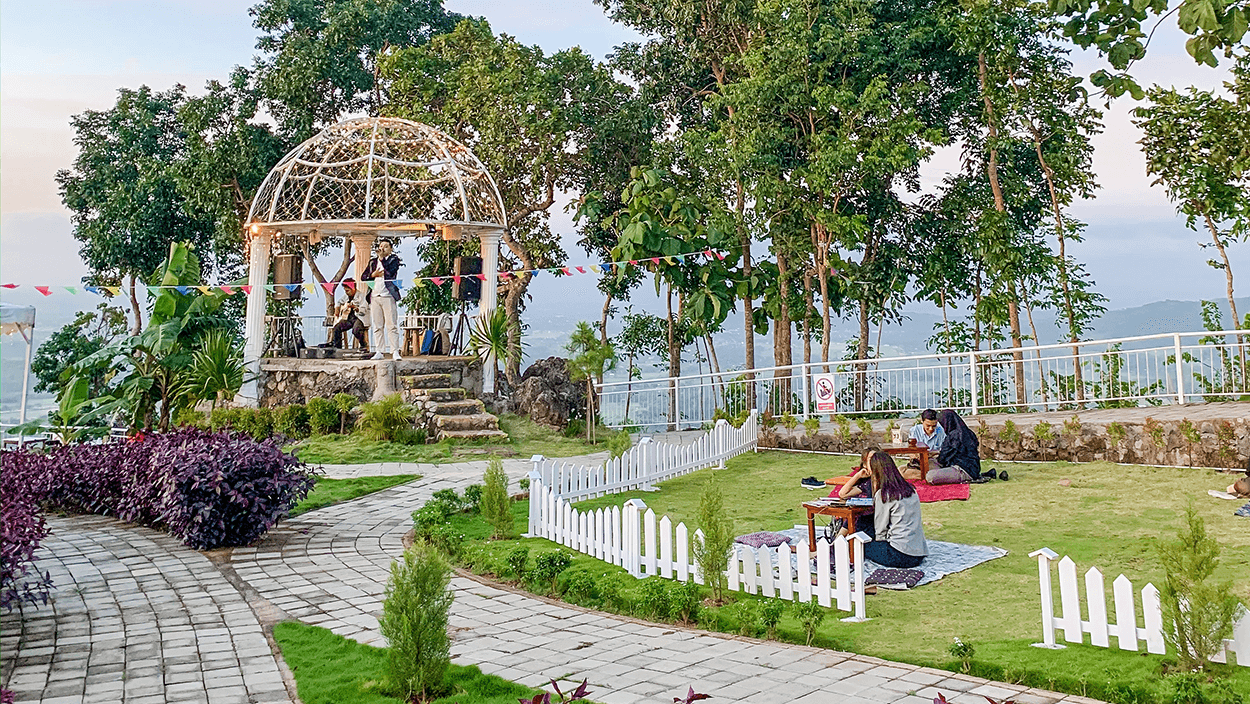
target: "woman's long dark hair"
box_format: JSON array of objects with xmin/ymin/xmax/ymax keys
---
[{"xmin": 868, "ymin": 453, "xmax": 915, "ymax": 503}]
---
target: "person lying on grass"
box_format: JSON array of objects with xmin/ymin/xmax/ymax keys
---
[
  {"xmin": 1228, "ymin": 459, "xmax": 1250, "ymax": 498},
  {"xmin": 839, "ymin": 453, "xmax": 928, "ymax": 569}
]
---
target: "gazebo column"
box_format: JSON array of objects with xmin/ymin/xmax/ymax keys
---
[
  {"xmin": 237, "ymin": 228, "xmax": 272, "ymax": 407},
  {"xmin": 350, "ymin": 233, "xmax": 376, "ymax": 283},
  {"xmin": 480, "ymin": 228, "xmax": 501, "ymax": 393}
]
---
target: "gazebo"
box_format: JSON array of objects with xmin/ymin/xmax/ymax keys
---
[{"xmin": 237, "ymin": 117, "xmax": 507, "ymax": 405}]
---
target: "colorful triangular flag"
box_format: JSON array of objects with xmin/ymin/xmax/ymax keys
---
[
  {"xmin": 303, "ymin": 282, "xmax": 316, "ymax": 293},
  {"xmin": 431, "ymin": 276, "xmax": 444, "ymax": 286},
  {"xmin": 147, "ymin": 286, "xmax": 160, "ymax": 297},
  {"xmin": 264, "ymin": 284, "xmax": 276, "ymax": 293},
  {"xmin": 176, "ymin": 286, "xmax": 190, "ymax": 295},
  {"xmin": 85, "ymin": 286, "xmax": 99, "ymax": 295},
  {"xmin": 0, "ymin": 283, "xmax": 17, "ymax": 289},
  {"xmin": 575, "ymin": 266, "xmax": 587, "ymax": 274},
  {"xmin": 195, "ymin": 286, "xmax": 212, "ymax": 295},
  {"xmin": 34, "ymin": 286, "xmax": 52, "ymax": 296},
  {"xmin": 64, "ymin": 286, "xmax": 78, "ymax": 294},
  {"xmin": 221, "ymin": 285, "xmax": 235, "ymax": 295},
  {"xmin": 321, "ymin": 282, "xmax": 336, "ymax": 294},
  {"xmin": 240, "ymin": 285, "xmax": 253, "ymax": 295},
  {"xmin": 105, "ymin": 286, "xmax": 120, "ymax": 296},
  {"xmin": 476, "ymin": 273, "xmax": 486, "ymax": 281}
]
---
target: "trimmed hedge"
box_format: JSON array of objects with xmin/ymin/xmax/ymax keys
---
[{"xmin": 0, "ymin": 429, "xmax": 316, "ymax": 605}]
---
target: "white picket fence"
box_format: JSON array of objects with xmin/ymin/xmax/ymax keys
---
[
  {"xmin": 526, "ymin": 481, "xmax": 873, "ymax": 620},
  {"xmin": 1031, "ymin": 549, "xmax": 1250, "ymax": 665},
  {"xmin": 529, "ymin": 411, "xmax": 759, "ymax": 504}
]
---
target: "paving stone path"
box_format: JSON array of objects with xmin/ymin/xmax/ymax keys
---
[
  {"xmin": 1, "ymin": 516, "xmax": 289, "ymax": 704},
  {"xmin": 4, "ymin": 454, "xmax": 1103, "ymax": 704}
]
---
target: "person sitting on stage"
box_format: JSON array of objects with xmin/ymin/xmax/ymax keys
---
[
  {"xmin": 858, "ymin": 453, "xmax": 927, "ymax": 568},
  {"xmin": 330, "ymin": 278, "xmax": 370, "ymax": 350},
  {"xmin": 928, "ymin": 409, "xmax": 983, "ymax": 485}
]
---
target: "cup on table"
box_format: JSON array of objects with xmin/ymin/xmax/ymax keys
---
[{"xmin": 908, "ymin": 438, "xmax": 916, "ymax": 447}]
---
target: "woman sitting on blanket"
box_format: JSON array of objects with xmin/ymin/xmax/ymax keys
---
[
  {"xmin": 840, "ymin": 453, "xmax": 928, "ymax": 568},
  {"xmin": 927, "ymin": 409, "xmax": 983, "ymax": 485},
  {"xmin": 836, "ymin": 446, "xmax": 879, "ymax": 499}
]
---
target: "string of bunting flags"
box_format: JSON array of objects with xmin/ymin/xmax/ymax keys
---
[{"xmin": 0, "ymin": 249, "xmax": 726, "ymax": 297}]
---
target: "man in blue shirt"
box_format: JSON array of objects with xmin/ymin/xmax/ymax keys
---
[{"xmin": 910, "ymin": 408, "xmax": 945, "ymax": 452}]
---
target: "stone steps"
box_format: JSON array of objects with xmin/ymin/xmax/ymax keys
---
[
  {"xmin": 434, "ymin": 413, "xmax": 500, "ymax": 432},
  {"xmin": 397, "ymin": 373, "xmax": 454, "ymax": 390},
  {"xmin": 404, "ymin": 387, "xmax": 466, "ymax": 404},
  {"xmin": 438, "ymin": 428, "xmax": 510, "ymax": 443},
  {"xmin": 430, "ymin": 399, "xmax": 485, "ymax": 416}
]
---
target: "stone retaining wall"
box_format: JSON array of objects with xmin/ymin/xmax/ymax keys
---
[
  {"xmin": 258, "ymin": 357, "xmax": 482, "ymax": 407},
  {"xmin": 758, "ymin": 415, "xmax": 1250, "ymax": 469}
]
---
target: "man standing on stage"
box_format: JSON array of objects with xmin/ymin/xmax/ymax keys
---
[{"xmin": 363, "ymin": 239, "xmax": 402, "ymax": 360}]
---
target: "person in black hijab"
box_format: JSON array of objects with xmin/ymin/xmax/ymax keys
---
[{"xmin": 928, "ymin": 409, "xmax": 982, "ymax": 484}]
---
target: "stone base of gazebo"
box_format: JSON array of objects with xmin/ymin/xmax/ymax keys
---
[{"xmin": 258, "ymin": 356, "xmax": 483, "ymax": 408}]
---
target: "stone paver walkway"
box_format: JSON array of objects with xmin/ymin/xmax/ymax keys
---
[
  {"xmin": 1, "ymin": 516, "xmax": 289, "ymax": 704},
  {"xmin": 4, "ymin": 452, "xmax": 1103, "ymax": 704}
]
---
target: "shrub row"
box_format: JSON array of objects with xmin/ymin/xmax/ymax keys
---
[
  {"xmin": 182, "ymin": 393, "xmax": 427, "ymax": 445},
  {"xmin": 0, "ymin": 428, "xmax": 315, "ymax": 607}
]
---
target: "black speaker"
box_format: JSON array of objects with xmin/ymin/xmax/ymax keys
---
[
  {"xmin": 453, "ymin": 256, "xmax": 482, "ymax": 302},
  {"xmin": 273, "ymin": 254, "xmax": 302, "ymax": 300}
]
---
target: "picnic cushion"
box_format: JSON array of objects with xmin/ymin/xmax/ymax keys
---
[
  {"xmin": 735, "ymin": 531, "xmax": 792, "ymax": 548},
  {"xmin": 865, "ymin": 568, "xmax": 925, "ymax": 590}
]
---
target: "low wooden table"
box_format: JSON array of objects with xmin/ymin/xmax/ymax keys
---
[
  {"xmin": 881, "ymin": 442, "xmax": 931, "ymax": 481},
  {"xmin": 802, "ymin": 501, "xmax": 874, "ymax": 548}
]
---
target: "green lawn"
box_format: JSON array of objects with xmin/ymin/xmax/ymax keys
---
[
  {"xmin": 289, "ymin": 414, "xmax": 614, "ymax": 465},
  {"xmin": 289, "ymin": 475, "xmax": 421, "ymax": 517},
  {"xmin": 273, "ymin": 621, "xmax": 545, "ymax": 704},
  {"xmin": 439, "ymin": 452, "xmax": 1250, "ymax": 704}
]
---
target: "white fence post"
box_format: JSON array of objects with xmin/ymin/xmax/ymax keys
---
[
  {"xmin": 841, "ymin": 532, "xmax": 870, "ymax": 623},
  {"xmin": 1173, "ymin": 333, "xmax": 1185, "ymax": 404},
  {"xmin": 1029, "ymin": 548, "xmax": 1063, "ymax": 649},
  {"xmin": 1085, "ymin": 567, "xmax": 1110, "ymax": 647},
  {"xmin": 969, "ymin": 350, "xmax": 979, "ymax": 415},
  {"xmin": 1142, "ymin": 584, "xmax": 1165, "ymax": 654},
  {"xmin": 1058, "ymin": 557, "xmax": 1082, "ymax": 643},
  {"xmin": 1113, "ymin": 574, "xmax": 1139, "ymax": 651},
  {"xmin": 524, "ymin": 465, "xmax": 542, "ymax": 537},
  {"xmin": 638, "ymin": 436, "xmax": 654, "ymax": 491},
  {"xmin": 643, "ymin": 508, "xmax": 657, "ymax": 576}
]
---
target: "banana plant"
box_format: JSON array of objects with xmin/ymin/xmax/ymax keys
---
[{"xmin": 7, "ymin": 376, "xmax": 121, "ymax": 444}]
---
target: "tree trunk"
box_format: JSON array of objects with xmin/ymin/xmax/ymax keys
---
[
  {"xmin": 773, "ymin": 250, "xmax": 792, "ymax": 407},
  {"xmin": 803, "ymin": 268, "xmax": 813, "ymax": 366},
  {"xmin": 502, "ymin": 273, "xmax": 532, "ymax": 385},
  {"xmin": 1007, "ymin": 287, "xmax": 1028, "ymax": 411},
  {"xmin": 1202, "ymin": 212, "xmax": 1241, "ymax": 332},
  {"xmin": 815, "ymin": 223, "xmax": 833, "ymax": 369},
  {"xmin": 597, "ymin": 292, "xmax": 613, "ymax": 385},
  {"xmin": 855, "ymin": 299, "xmax": 870, "ymax": 412},
  {"xmin": 1024, "ymin": 300, "xmax": 1049, "ymax": 407},
  {"xmin": 666, "ymin": 283, "xmax": 681, "ymax": 431},
  {"xmin": 128, "ymin": 274, "xmax": 143, "ymax": 335},
  {"xmin": 302, "ymin": 240, "xmax": 353, "ymax": 340},
  {"xmin": 737, "ymin": 181, "xmax": 755, "ymax": 411},
  {"xmin": 979, "ymin": 51, "xmax": 1025, "ymax": 411},
  {"xmin": 1029, "ymin": 132, "xmax": 1085, "ymax": 401},
  {"xmin": 941, "ymin": 288, "xmax": 954, "ymax": 396}
]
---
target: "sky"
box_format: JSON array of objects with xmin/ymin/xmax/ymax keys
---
[{"xmin": 1, "ymin": 0, "xmax": 1247, "ymax": 406}]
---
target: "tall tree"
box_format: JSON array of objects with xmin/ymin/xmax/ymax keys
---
[
  {"xmin": 1134, "ymin": 72, "xmax": 1250, "ymax": 340},
  {"xmin": 382, "ymin": 19, "xmax": 649, "ymax": 383},
  {"xmin": 250, "ymin": 0, "xmax": 462, "ymax": 141},
  {"xmin": 57, "ymin": 85, "xmax": 219, "ymax": 334}
]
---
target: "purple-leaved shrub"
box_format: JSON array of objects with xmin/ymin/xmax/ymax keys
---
[{"xmin": 1, "ymin": 429, "xmax": 315, "ymax": 605}]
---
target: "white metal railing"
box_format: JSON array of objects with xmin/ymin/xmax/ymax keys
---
[
  {"xmin": 526, "ymin": 480, "xmax": 872, "ymax": 620},
  {"xmin": 1031, "ymin": 548, "xmax": 1249, "ymax": 665},
  {"xmin": 596, "ymin": 330, "xmax": 1250, "ymax": 429}
]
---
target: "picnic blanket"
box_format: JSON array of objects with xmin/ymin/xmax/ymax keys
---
[
  {"xmin": 825, "ymin": 475, "xmax": 970, "ymax": 503},
  {"xmin": 775, "ymin": 525, "xmax": 1007, "ymax": 588}
]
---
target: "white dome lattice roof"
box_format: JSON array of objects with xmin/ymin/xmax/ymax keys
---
[{"xmin": 247, "ymin": 117, "xmax": 506, "ymax": 230}]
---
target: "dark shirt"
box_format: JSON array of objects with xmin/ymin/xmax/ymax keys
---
[
  {"xmin": 363, "ymin": 254, "xmax": 401, "ymax": 300},
  {"xmin": 937, "ymin": 427, "xmax": 981, "ymax": 480}
]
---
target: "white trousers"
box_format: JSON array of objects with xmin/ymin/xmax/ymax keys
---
[{"xmin": 370, "ymin": 293, "xmax": 401, "ymax": 354}]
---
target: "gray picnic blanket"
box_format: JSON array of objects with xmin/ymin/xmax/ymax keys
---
[{"xmin": 773, "ymin": 525, "xmax": 1007, "ymax": 587}]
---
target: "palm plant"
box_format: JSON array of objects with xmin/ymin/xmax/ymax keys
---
[
  {"xmin": 189, "ymin": 329, "xmax": 247, "ymax": 409},
  {"xmin": 469, "ymin": 307, "xmax": 523, "ymax": 385}
]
